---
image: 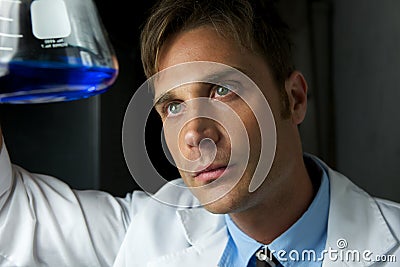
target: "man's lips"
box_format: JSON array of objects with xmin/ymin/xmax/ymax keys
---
[{"xmin": 192, "ymin": 164, "xmax": 232, "ymax": 182}]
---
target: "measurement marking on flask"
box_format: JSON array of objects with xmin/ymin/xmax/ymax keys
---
[
  {"xmin": 0, "ymin": 0, "xmax": 22, "ymax": 43},
  {"xmin": 0, "ymin": 32, "xmax": 23, "ymax": 38},
  {"xmin": 0, "ymin": 47, "xmax": 13, "ymax": 51},
  {"xmin": 0, "ymin": 16, "xmax": 13, "ymax": 22}
]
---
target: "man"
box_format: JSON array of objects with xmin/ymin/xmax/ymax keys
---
[{"xmin": 0, "ymin": 0, "xmax": 399, "ymax": 266}]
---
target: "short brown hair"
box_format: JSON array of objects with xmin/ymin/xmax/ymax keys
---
[{"xmin": 140, "ymin": 0, "xmax": 295, "ymax": 90}]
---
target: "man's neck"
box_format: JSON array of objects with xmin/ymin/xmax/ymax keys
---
[{"xmin": 229, "ymin": 160, "xmax": 314, "ymax": 244}]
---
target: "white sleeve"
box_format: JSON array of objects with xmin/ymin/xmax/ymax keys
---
[{"xmin": 0, "ymin": 144, "xmax": 141, "ymax": 267}]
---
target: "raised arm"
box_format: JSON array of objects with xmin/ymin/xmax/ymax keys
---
[{"xmin": 0, "ymin": 130, "xmax": 138, "ymax": 267}]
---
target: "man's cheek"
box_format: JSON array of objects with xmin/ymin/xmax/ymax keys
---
[{"xmin": 167, "ymin": 140, "xmax": 180, "ymax": 162}]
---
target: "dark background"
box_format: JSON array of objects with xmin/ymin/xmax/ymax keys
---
[{"xmin": 1, "ymin": 0, "xmax": 399, "ymax": 201}]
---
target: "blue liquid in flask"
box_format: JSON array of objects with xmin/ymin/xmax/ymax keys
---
[{"xmin": 0, "ymin": 59, "xmax": 117, "ymax": 104}]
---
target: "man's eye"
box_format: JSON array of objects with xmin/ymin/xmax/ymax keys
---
[
  {"xmin": 166, "ymin": 102, "xmax": 183, "ymax": 115},
  {"xmin": 215, "ymin": 86, "xmax": 231, "ymax": 96}
]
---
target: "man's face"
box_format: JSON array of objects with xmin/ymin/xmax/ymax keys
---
[{"xmin": 153, "ymin": 26, "xmax": 303, "ymax": 213}]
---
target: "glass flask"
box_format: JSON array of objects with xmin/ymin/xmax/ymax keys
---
[{"xmin": 0, "ymin": 0, "xmax": 118, "ymax": 103}]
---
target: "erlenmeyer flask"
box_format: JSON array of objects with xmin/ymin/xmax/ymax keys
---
[{"xmin": 0, "ymin": 0, "xmax": 118, "ymax": 103}]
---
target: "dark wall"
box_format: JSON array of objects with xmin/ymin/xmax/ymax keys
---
[
  {"xmin": 333, "ymin": 0, "xmax": 400, "ymax": 202},
  {"xmin": 0, "ymin": 98, "xmax": 101, "ymax": 189}
]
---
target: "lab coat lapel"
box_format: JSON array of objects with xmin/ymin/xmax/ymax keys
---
[
  {"xmin": 322, "ymin": 167, "xmax": 398, "ymax": 267},
  {"xmin": 147, "ymin": 207, "xmax": 228, "ymax": 267}
]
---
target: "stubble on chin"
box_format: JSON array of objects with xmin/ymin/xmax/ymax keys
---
[{"xmin": 198, "ymin": 181, "xmax": 254, "ymax": 214}]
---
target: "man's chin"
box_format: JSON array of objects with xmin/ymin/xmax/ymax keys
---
[
  {"xmin": 196, "ymin": 190, "xmax": 243, "ymax": 214},
  {"xmin": 202, "ymin": 201, "xmax": 234, "ymax": 214},
  {"xmin": 184, "ymin": 172, "xmax": 249, "ymax": 213},
  {"xmin": 190, "ymin": 182, "xmax": 234, "ymax": 205}
]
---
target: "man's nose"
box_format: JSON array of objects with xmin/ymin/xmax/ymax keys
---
[{"xmin": 183, "ymin": 118, "xmax": 220, "ymax": 148}]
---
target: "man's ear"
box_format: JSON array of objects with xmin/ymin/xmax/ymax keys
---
[{"xmin": 284, "ymin": 71, "xmax": 308, "ymax": 125}]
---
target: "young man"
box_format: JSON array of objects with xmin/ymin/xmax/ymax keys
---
[{"xmin": 0, "ymin": 0, "xmax": 399, "ymax": 266}]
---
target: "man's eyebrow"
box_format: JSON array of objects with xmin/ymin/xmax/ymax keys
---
[
  {"xmin": 204, "ymin": 67, "xmax": 247, "ymax": 83},
  {"xmin": 153, "ymin": 66, "xmax": 248, "ymax": 107},
  {"xmin": 154, "ymin": 91, "xmax": 176, "ymax": 108}
]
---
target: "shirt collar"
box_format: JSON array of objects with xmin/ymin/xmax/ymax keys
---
[
  {"xmin": 223, "ymin": 155, "xmax": 330, "ymax": 266},
  {"xmin": 224, "ymin": 213, "xmax": 262, "ymax": 265}
]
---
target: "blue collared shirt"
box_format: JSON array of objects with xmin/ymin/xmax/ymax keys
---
[{"xmin": 218, "ymin": 156, "xmax": 330, "ymax": 267}]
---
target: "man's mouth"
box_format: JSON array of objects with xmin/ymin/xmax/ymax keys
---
[{"xmin": 192, "ymin": 164, "xmax": 232, "ymax": 182}]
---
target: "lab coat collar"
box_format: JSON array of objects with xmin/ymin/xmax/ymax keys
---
[
  {"xmin": 147, "ymin": 208, "xmax": 228, "ymax": 267},
  {"xmin": 177, "ymin": 207, "xmax": 226, "ymax": 246},
  {"xmin": 320, "ymin": 159, "xmax": 398, "ymax": 266}
]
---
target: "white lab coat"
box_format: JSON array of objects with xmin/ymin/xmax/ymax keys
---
[{"xmin": 0, "ymin": 144, "xmax": 399, "ymax": 267}]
